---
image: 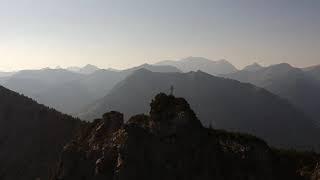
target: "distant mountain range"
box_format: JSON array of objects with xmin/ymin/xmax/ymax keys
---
[
  {"xmin": 223, "ymin": 63, "xmax": 320, "ymax": 126},
  {"xmin": 0, "ymin": 58, "xmax": 319, "ymax": 131},
  {"xmin": 0, "ymin": 64, "xmax": 181, "ymax": 114},
  {"xmin": 0, "ymin": 58, "xmax": 319, "ymax": 179},
  {"xmin": 0, "ymin": 85, "xmax": 82, "ymax": 179},
  {"xmin": 156, "ymin": 57, "xmax": 238, "ymax": 75},
  {"xmin": 2, "ymin": 68, "xmax": 85, "ymax": 100},
  {"xmin": 79, "ymin": 69, "xmax": 320, "ymax": 149},
  {"xmin": 66, "ymin": 64, "xmax": 100, "ymax": 74}
]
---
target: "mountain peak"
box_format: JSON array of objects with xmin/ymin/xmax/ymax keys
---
[
  {"xmin": 125, "ymin": 63, "xmax": 181, "ymax": 74},
  {"xmin": 181, "ymin": 56, "xmax": 211, "ymax": 62},
  {"xmin": 243, "ymin": 62, "xmax": 263, "ymax": 72},
  {"xmin": 80, "ymin": 64, "xmax": 100, "ymax": 74},
  {"xmin": 265, "ymin": 63, "xmax": 296, "ymax": 74},
  {"xmin": 83, "ymin": 64, "xmax": 97, "ymax": 68},
  {"xmin": 66, "ymin": 64, "xmax": 99, "ymax": 74},
  {"xmin": 150, "ymin": 93, "xmax": 202, "ymax": 132},
  {"xmin": 272, "ymin": 63, "xmax": 292, "ymax": 68},
  {"xmin": 156, "ymin": 57, "xmax": 237, "ymax": 75}
]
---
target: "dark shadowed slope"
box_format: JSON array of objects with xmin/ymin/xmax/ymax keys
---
[
  {"xmin": 79, "ymin": 69, "xmax": 320, "ymax": 149},
  {"xmin": 52, "ymin": 93, "xmax": 320, "ymax": 180},
  {"xmin": 0, "ymin": 86, "xmax": 83, "ymax": 180},
  {"xmin": 223, "ymin": 63, "xmax": 320, "ymax": 126},
  {"xmin": 156, "ymin": 57, "xmax": 237, "ymax": 75}
]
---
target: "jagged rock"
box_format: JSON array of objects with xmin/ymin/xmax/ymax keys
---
[
  {"xmin": 52, "ymin": 93, "xmax": 320, "ymax": 180},
  {"xmin": 127, "ymin": 114, "xmax": 150, "ymax": 129},
  {"xmin": 149, "ymin": 93, "xmax": 202, "ymax": 137},
  {"xmin": 97, "ymin": 111, "xmax": 124, "ymax": 138},
  {"xmin": 312, "ymin": 163, "xmax": 320, "ymax": 180},
  {"xmin": 52, "ymin": 111, "xmax": 124, "ymax": 180}
]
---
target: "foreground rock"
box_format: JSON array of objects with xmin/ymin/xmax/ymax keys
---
[{"xmin": 52, "ymin": 93, "xmax": 320, "ymax": 180}]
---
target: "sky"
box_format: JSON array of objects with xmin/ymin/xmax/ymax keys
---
[{"xmin": 0, "ymin": 0, "xmax": 319, "ymax": 71}]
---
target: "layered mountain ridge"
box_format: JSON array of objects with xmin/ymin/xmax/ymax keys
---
[
  {"xmin": 79, "ymin": 69, "xmax": 320, "ymax": 150},
  {"xmin": 0, "ymin": 64, "xmax": 181, "ymax": 115}
]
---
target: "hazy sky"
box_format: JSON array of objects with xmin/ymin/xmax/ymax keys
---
[{"xmin": 0, "ymin": 0, "xmax": 319, "ymax": 71}]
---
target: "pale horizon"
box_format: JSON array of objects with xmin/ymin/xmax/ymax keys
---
[
  {"xmin": 1, "ymin": 0, "xmax": 319, "ymax": 71},
  {"xmin": 1, "ymin": 56, "xmax": 317, "ymax": 72}
]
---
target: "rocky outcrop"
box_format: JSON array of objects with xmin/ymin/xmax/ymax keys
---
[
  {"xmin": 52, "ymin": 93, "xmax": 320, "ymax": 180},
  {"xmin": 51, "ymin": 111, "xmax": 124, "ymax": 180}
]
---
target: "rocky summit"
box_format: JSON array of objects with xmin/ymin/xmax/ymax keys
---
[{"xmin": 52, "ymin": 93, "xmax": 320, "ymax": 180}]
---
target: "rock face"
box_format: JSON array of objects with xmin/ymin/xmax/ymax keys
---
[{"xmin": 52, "ymin": 93, "xmax": 320, "ymax": 180}]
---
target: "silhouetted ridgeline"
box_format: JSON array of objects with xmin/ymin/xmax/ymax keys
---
[{"xmin": 52, "ymin": 93, "xmax": 320, "ymax": 180}]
